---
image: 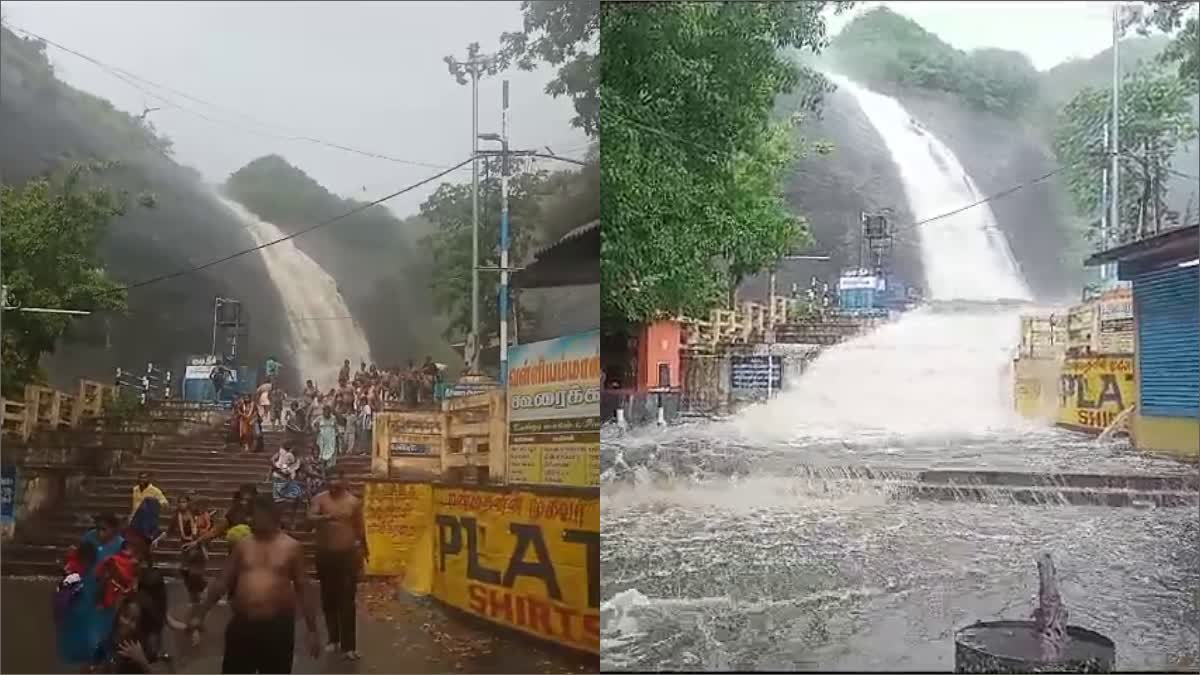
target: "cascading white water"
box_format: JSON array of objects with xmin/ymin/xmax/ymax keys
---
[
  {"xmin": 828, "ymin": 75, "xmax": 1031, "ymax": 302},
  {"xmin": 732, "ymin": 76, "xmax": 1035, "ymax": 440},
  {"xmin": 215, "ymin": 194, "xmax": 373, "ymax": 389}
]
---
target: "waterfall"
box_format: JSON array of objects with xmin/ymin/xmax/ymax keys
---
[
  {"xmin": 730, "ymin": 76, "xmax": 1035, "ymax": 440},
  {"xmin": 215, "ymin": 194, "xmax": 373, "ymax": 389},
  {"xmin": 828, "ymin": 75, "xmax": 1031, "ymax": 302}
]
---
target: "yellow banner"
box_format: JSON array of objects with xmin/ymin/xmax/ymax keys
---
[
  {"xmin": 507, "ymin": 331, "xmax": 601, "ymax": 489},
  {"xmin": 431, "ymin": 487, "xmax": 600, "ymax": 654},
  {"xmin": 1057, "ymin": 356, "xmax": 1137, "ymax": 432},
  {"xmin": 362, "ymin": 481, "xmax": 433, "ymax": 594},
  {"xmin": 507, "ymin": 443, "xmax": 600, "ymax": 487}
]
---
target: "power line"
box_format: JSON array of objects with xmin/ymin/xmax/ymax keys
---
[
  {"xmin": 890, "ymin": 167, "xmax": 1071, "ymax": 237},
  {"xmin": 123, "ymin": 156, "xmax": 474, "ymax": 291},
  {"xmin": 2, "ymin": 22, "xmax": 458, "ymax": 171}
]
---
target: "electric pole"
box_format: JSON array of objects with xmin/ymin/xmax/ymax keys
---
[
  {"xmin": 499, "ymin": 80, "xmax": 511, "ymax": 385},
  {"xmin": 1110, "ymin": 4, "xmax": 1121, "ymax": 258},
  {"xmin": 478, "ymin": 82, "xmax": 513, "ymax": 384},
  {"xmin": 445, "ymin": 45, "xmax": 498, "ymax": 374}
]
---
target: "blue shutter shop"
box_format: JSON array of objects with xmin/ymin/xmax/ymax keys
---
[{"xmin": 1133, "ymin": 263, "xmax": 1199, "ymax": 418}]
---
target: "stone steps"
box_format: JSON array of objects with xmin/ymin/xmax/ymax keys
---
[{"xmin": 3, "ymin": 423, "xmax": 374, "ymax": 578}]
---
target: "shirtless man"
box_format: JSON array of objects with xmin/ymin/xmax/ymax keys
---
[
  {"xmin": 189, "ymin": 494, "xmax": 320, "ymax": 673},
  {"xmin": 307, "ymin": 470, "xmax": 368, "ymax": 660}
]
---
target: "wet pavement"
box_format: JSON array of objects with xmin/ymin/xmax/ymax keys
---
[{"xmin": 1, "ymin": 577, "xmax": 598, "ymax": 674}]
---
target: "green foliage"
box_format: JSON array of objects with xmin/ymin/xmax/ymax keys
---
[
  {"xmin": 601, "ymin": 2, "xmax": 837, "ymax": 325},
  {"xmin": 1, "ymin": 164, "xmax": 130, "ymax": 395},
  {"xmin": 419, "ymin": 157, "xmax": 589, "ymax": 342},
  {"xmin": 1052, "ymin": 67, "xmax": 1198, "ymax": 243},
  {"xmin": 1125, "ymin": 1, "xmax": 1200, "ymax": 89},
  {"xmin": 827, "ymin": 7, "xmax": 1040, "ymax": 116},
  {"xmin": 498, "ymin": 1, "xmax": 599, "ymax": 136},
  {"xmin": 102, "ymin": 386, "xmax": 143, "ymax": 420}
]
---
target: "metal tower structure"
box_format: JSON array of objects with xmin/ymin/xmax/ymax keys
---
[{"xmin": 210, "ymin": 297, "xmax": 247, "ymax": 362}]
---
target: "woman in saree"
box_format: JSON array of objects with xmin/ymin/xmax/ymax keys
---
[
  {"xmin": 312, "ymin": 405, "xmax": 339, "ymax": 471},
  {"xmin": 233, "ymin": 395, "xmax": 256, "ymax": 452},
  {"xmin": 57, "ymin": 513, "xmax": 126, "ymax": 667}
]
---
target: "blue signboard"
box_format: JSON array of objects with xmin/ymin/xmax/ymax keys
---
[
  {"xmin": 1, "ymin": 465, "xmax": 17, "ymax": 529},
  {"xmin": 730, "ymin": 355, "xmax": 783, "ymax": 391}
]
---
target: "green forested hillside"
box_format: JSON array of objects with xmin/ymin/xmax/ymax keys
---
[{"xmin": 0, "ymin": 26, "xmax": 290, "ymax": 387}]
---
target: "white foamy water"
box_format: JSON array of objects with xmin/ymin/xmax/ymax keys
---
[
  {"xmin": 828, "ymin": 75, "xmax": 1031, "ymax": 302},
  {"xmin": 729, "ymin": 76, "xmax": 1034, "ymax": 443},
  {"xmin": 600, "ymin": 77, "xmax": 1198, "ymax": 672},
  {"xmin": 216, "ymin": 194, "xmax": 372, "ymax": 389}
]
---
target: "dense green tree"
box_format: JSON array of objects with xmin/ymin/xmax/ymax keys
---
[
  {"xmin": 419, "ymin": 158, "xmax": 588, "ymax": 342},
  {"xmin": 827, "ymin": 7, "xmax": 1040, "ymax": 116},
  {"xmin": 601, "ymin": 2, "xmax": 844, "ymax": 325},
  {"xmin": 497, "ymin": 1, "xmax": 599, "ymax": 137},
  {"xmin": 1053, "ymin": 66, "xmax": 1198, "ymax": 243},
  {"xmin": 1124, "ymin": 1, "xmax": 1199, "ymax": 89},
  {"xmin": 1, "ymin": 164, "xmax": 130, "ymax": 394}
]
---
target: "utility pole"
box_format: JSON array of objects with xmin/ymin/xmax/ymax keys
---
[
  {"xmin": 478, "ymin": 82, "xmax": 513, "ymax": 384},
  {"xmin": 445, "ymin": 46, "xmax": 498, "ymax": 374},
  {"xmin": 498, "ymin": 80, "xmax": 511, "ymax": 385},
  {"xmin": 1110, "ymin": 3, "xmax": 1121, "ymax": 259},
  {"xmin": 1100, "ymin": 122, "xmax": 1110, "ymax": 283}
]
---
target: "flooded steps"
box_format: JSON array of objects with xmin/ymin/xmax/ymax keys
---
[
  {"xmin": 892, "ymin": 482, "xmax": 1197, "ymax": 508},
  {"xmin": 788, "ymin": 464, "xmax": 1199, "ymax": 495}
]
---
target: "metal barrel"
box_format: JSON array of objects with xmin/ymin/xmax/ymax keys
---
[{"xmin": 954, "ymin": 620, "xmax": 1115, "ymax": 674}]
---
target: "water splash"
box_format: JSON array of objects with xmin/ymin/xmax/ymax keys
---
[{"xmin": 215, "ymin": 194, "xmax": 373, "ymax": 389}]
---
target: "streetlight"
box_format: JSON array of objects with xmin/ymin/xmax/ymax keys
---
[{"xmin": 445, "ymin": 46, "xmax": 499, "ymax": 373}]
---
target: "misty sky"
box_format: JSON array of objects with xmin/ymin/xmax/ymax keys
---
[
  {"xmin": 2, "ymin": 1, "xmax": 590, "ymax": 217},
  {"xmin": 828, "ymin": 2, "xmax": 1130, "ymax": 70}
]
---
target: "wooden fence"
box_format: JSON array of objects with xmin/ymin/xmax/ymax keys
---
[{"xmin": 1, "ymin": 380, "xmax": 117, "ymax": 441}]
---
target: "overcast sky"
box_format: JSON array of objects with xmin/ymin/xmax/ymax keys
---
[
  {"xmin": 2, "ymin": 1, "xmax": 590, "ymax": 217},
  {"xmin": 828, "ymin": 1, "xmax": 1129, "ymax": 71}
]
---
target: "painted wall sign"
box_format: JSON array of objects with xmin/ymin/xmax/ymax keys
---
[
  {"xmin": 730, "ymin": 355, "xmax": 783, "ymax": 391},
  {"xmin": 507, "ymin": 331, "xmax": 601, "ymax": 488},
  {"xmin": 432, "ymin": 487, "xmax": 599, "ymax": 654},
  {"xmin": 1057, "ymin": 356, "xmax": 1137, "ymax": 432}
]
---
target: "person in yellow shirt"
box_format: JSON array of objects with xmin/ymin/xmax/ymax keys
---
[{"xmin": 131, "ymin": 472, "xmax": 169, "ymax": 518}]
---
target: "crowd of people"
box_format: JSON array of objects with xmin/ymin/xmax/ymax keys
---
[
  {"xmin": 222, "ymin": 356, "xmax": 445, "ymax": 459},
  {"xmin": 54, "ymin": 473, "xmax": 368, "ymax": 672},
  {"xmin": 51, "ymin": 356, "xmax": 385, "ymax": 672}
]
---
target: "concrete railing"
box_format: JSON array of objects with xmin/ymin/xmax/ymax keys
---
[
  {"xmin": 681, "ymin": 297, "xmax": 792, "ymax": 350},
  {"xmin": 372, "ymin": 389, "xmax": 507, "ymax": 484},
  {"xmin": 1, "ymin": 380, "xmax": 116, "ymax": 441}
]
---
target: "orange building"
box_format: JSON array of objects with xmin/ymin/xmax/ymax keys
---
[{"xmin": 635, "ymin": 320, "xmax": 681, "ymax": 391}]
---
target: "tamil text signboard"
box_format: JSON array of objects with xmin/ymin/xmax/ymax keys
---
[
  {"xmin": 507, "ymin": 331, "xmax": 600, "ymax": 489},
  {"xmin": 730, "ymin": 355, "xmax": 783, "ymax": 392}
]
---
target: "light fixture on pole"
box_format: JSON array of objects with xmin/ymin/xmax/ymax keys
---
[{"xmin": 445, "ymin": 45, "xmax": 499, "ymax": 374}]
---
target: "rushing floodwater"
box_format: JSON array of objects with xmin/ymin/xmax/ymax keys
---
[
  {"xmin": 216, "ymin": 194, "xmax": 373, "ymax": 388},
  {"xmin": 599, "ymin": 77, "xmax": 1200, "ymax": 671}
]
